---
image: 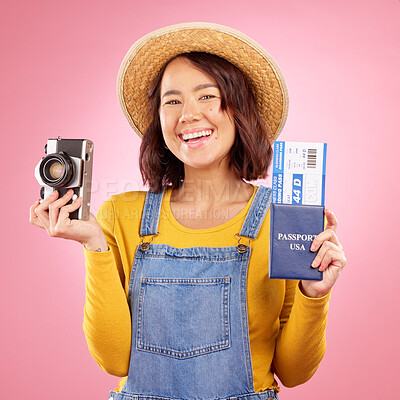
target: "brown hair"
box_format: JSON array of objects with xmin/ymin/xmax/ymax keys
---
[{"xmin": 139, "ymin": 52, "xmax": 273, "ymax": 193}]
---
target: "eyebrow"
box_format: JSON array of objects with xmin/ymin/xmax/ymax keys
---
[{"xmin": 162, "ymin": 83, "xmax": 218, "ymax": 98}]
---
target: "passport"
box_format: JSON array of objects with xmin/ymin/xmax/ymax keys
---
[{"xmin": 269, "ymin": 203, "xmax": 324, "ymax": 280}]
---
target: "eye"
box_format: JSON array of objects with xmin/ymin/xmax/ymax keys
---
[
  {"xmin": 164, "ymin": 99, "xmax": 181, "ymax": 105},
  {"xmin": 200, "ymin": 95, "xmax": 217, "ymax": 100}
]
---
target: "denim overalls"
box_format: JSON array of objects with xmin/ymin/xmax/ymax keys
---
[{"xmin": 109, "ymin": 185, "xmax": 278, "ymax": 400}]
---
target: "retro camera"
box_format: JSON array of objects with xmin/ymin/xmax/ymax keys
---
[{"xmin": 35, "ymin": 137, "xmax": 94, "ymax": 221}]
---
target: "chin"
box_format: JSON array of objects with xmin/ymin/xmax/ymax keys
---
[{"xmin": 184, "ymin": 156, "xmax": 229, "ymax": 172}]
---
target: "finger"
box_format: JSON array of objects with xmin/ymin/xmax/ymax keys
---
[
  {"xmin": 311, "ymin": 241, "xmax": 339, "ymax": 269},
  {"xmin": 48, "ymin": 189, "xmax": 75, "ymax": 228},
  {"xmin": 324, "ymin": 209, "xmax": 338, "ymax": 233},
  {"xmin": 311, "ymin": 229, "xmax": 340, "ymax": 251},
  {"xmin": 30, "ymin": 199, "xmax": 45, "ymax": 228},
  {"xmin": 37, "ymin": 190, "xmax": 59, "ymax": 210},
  {"xmin": 318, "ymin": 249, "xmax": 335, "ymax": 271},
  {"xmin": 35, "ymin": 190, "xmax": 60, "ymax": 231},
  {"xmin": 58, "ymin": 197, "xmax": 82, "ymax": 224},
  {"xmin": 319, "ymin": 249, "xmax": 347, "ymax": 272},
  {"xmin": 50, "ymin": 197, "xmax": 82, "ymax": 237}
]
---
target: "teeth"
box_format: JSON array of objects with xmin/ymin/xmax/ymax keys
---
[{"xmin": 182, "ymin": 130, "xmax": 212, "ymax": 141}]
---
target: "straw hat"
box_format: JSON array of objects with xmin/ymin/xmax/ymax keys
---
[{"xmin": 117, "ymin": 22, "xmax": 289, "ymax": 142}]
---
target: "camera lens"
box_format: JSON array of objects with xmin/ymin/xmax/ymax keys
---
[
  {"xmin": 39, "ymin": 152, "xmax": 74, "ymax": 187},
  {"xmin": 49, "ymin": 162, "xmax": 64, "ymax": 179}
]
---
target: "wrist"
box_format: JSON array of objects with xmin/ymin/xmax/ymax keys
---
[
  {"xmin": 299, "ymin": 281, "xmax": 330, "ymax": 298},
  {"xmin": 82, "ymin": 232, "xmax": 108, "ymax": 252}
]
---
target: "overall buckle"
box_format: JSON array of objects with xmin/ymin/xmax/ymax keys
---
[
  {"xmin": 235, "ymin": 233, "xmax": 252, "ymax": 253},
  {"xmin": 140, "ymin": 232, "xmax": 159, "ymax": 251}
]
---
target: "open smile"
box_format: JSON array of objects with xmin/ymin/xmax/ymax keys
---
[{"xmin": 178, "ymin": 129, "xmax": 214, "ymax": 147}]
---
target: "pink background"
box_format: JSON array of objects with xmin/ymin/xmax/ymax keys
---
[{"xmin": 1, "ymin": 0, "xmax": 399, "ymax": 398}]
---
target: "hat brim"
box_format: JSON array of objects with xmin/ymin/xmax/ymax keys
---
[{"xmin": 117, "ymin": 22, "xmax": 289, "ymax": 142}]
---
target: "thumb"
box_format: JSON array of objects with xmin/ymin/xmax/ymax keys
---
[{"xmin": 324, "ymin": 209, "xmax": 338, "ymax": 233}]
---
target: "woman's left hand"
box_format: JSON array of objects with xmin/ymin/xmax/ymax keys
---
[{"xmin": 300, "ymin": 209, "xmax": 347, "ymax": 298}]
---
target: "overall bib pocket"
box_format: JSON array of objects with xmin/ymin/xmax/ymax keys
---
[{"xmin": 136, "ymin": 277, "xmax": 231, "ymax": 359}]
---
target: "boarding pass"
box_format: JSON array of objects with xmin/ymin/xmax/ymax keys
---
[{"xmin": 272, "ymin": 141, "xmax": 327, "ymax": 206}]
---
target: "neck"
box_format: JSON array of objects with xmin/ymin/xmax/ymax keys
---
[{"xmin": 172, "ymin": 164, "xmax": 253, "ymax": 206}]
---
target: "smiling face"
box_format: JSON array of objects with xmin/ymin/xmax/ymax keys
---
[{"xmin": 159, "ymin": 57, "xmax": 236, "ymax": 172}]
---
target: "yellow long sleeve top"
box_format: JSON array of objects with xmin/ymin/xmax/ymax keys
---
[{"xmin": 83, "ymin": 185, "xmax": 331, "ymax": 393}]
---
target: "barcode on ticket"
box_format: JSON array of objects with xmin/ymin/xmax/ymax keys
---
[
  {"xmin": 272, "ymin": 141, "xmax": 327, "ymax": 206},
  {"xmin": 307, "ymin": 148, "xmax": 317, "ymax": 168}
]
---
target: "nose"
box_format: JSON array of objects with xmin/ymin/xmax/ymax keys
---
[{"xmin": 179, "ymin": 99, "xmax": 202, "ymax": 124}]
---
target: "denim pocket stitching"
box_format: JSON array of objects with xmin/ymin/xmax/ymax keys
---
[
  {"xmin": 135, "ymin": 253, "xmax": 245, "ymax": 262},
  {"xmin": 136, "ymin": 277, "xmax": 231, "ymax": 359}
]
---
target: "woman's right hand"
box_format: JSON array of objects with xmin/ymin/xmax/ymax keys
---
[{"xmin": 29, "ymin": 189, "xmax": 108, "ymax": 252}]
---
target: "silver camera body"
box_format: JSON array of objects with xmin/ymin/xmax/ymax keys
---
[{"xmin": 35, "ymin": 137, "xmax": 93, "ymax": 221}]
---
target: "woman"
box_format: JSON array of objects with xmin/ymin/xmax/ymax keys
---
[{"xmin": 30, "ymin": 23, "xmax": 346, "ymax": 400}]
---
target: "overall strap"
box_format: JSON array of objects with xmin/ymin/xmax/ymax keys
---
[
  {"xmin": 140, "ymin": 189, "xmax": 164, "ymax": 237},
  {"xmin": 239, "ymin": 185, "xmax": 272, "ymax": 239}
]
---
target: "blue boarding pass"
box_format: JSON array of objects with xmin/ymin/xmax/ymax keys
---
[{"xmin": 272, "ymin": 141, "xmax": 327, "ymax": 206}]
